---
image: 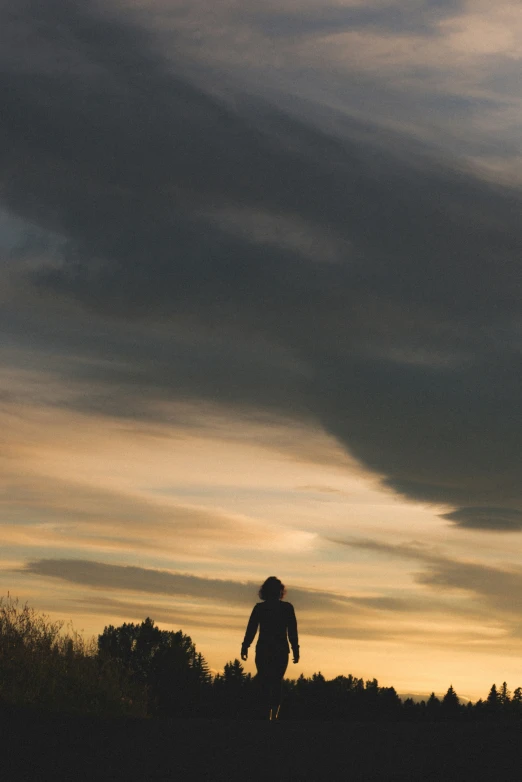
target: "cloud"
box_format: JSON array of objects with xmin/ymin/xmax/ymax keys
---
[
  {"xmin": 2, "ymin": 0, "xmax": 522, "ymax": 530},
  {"xmin": 15, "ymin": 556, "xmax": 508, "ymax": 646},
  {"xmin": 250, "ymin": 0, "xmax": 463, "ymax": 38},
  {"xmin": 296, "ymin": 485, "xmax": 348, "ymax": 494},
  {"xmin": 331, "ymin": 536, "xmax": 522, "ymax": 630},
  {"xmin": 18, "ymin": 558, "xmax": 365, "ymax": 615},
  {"xmin": 0, "ymin": 470, "xmax": 280, "ymax": 556},
  {"xmin": 441, "ymin": 507, "xmax": 522, "ymax": 532},
  {"xmin": 20, "ymin": 559, "xmax": 260, "ymax": 605},
  {"xmin": 65, "ymin": 594, "xmax": 247, "ymax": 633}
]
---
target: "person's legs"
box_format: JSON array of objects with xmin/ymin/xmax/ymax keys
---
[
  {"xmin": 268, "ymin": 676, "xmax": 282, "ymax": 719},
  {"xmin": 268, "ymin": 650, "xmax": 289, "ymax": 720},
  {"xmin": 256, "ymin": 645, "xmax": 289, "ymax": 719},
  {"xmin": 255, "ymin": 649, "xmax": 272, "ymax": 719}
]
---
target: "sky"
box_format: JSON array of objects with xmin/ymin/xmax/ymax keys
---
[{"xmin": 2, "ymin": 0, "xmax": 522, "ymax": 700}]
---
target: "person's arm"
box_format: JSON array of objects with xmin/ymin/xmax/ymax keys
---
[
  {"xmin": 241, "ymin": 604, "xmax": 259, "ymax": 660},
  {"xmin": 287, "ymin": 603, "xmax": 299, "ymax": 663}
]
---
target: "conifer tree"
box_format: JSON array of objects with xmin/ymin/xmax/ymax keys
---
[
  {"xmin": 499, "ymin": 681, "xmax": 511, "ymax": 707},
  {"xmin": 512, "ymin": 687, "xmax": 522, "ymax": 716},
  {"xmin": 426, "ymin": 692, "xmax": 441, "ymax": 718},
  {"xmin": 441, "ymin": 685, "xmax": 460, "ymax": 718},
  {"xmin": 223, "ymin": 658, "xmax": 246, "ymax": 685},
  {"xmin": 486, "ymin": 683, "xmax": 500, "ymax": 713}
]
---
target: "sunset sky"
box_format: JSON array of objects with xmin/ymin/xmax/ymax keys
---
[{"xmin": 3, "ymin": 0, "xmax": 522, "ymax": 700}]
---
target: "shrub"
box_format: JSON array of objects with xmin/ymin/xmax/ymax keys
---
[{"xmin": 0, "ymin": 595, "xmax": 147, "ymax": 716}]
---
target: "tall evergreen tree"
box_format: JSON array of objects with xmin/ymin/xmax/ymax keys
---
[
  {"xmin": 441, "ymin": 685, "xmax": 460, "ymax": 718},
  {"xmin": 511, "ymin": 687, "xmax": 522, "ymax": 717},
  {"xmin": 426, "ymin": 692, "xmax": 441, "ymax": 719},
  {"xmin": 223, "ymin": 658, "xmax": 246, "ymax": 684},
  {"xmin": 499, "ymin": 681, "xmax": 511, "ymax": 707},
  {"xmin": 486, "ymin": 683, "xmax": 500, "ymax": 714}
]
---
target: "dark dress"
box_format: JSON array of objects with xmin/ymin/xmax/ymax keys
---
[{"xmin": 242, "ymin": 599, "xmax": 299, "ymax": 716}]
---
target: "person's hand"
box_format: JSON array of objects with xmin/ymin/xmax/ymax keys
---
[
  {"xmin": 292, "ymin": 650, "xmax": 299, "ymax": 664},
  {"xmin": 241, "ymin": 648, "xmax": 248, "ymax": 661}
]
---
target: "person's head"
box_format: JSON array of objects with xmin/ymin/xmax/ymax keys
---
[{"xmin": 259, "ymin": 576, "xmax": 286, "ymax": 601}]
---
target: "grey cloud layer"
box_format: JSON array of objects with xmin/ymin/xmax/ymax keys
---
[
  {"xmin": 19, "ymin": 556, "xmax": 510, "ymax": 646},
  {"xmin": 19, "ymin": 557, "xmax": 473, "ymax": 643},
  {"xmin": 441, "ymin": 507, "xmax": 522, "ymax": 532},
  {"xmin": 2, "ymin": 0, "xmax": 522, "ymax": 527},
  {"xmin": 20, "ymin": 558, "xmax": 358, "ymax": 614},
  {"xmin": 333, "ymin": 536, "xmax": 522, "ymax": 630},
  {"xmin": 251, "ymin": 0, "xmax": 463, "ymax": 38}
]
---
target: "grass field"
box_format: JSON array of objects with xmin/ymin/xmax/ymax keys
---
[{"xmin": 3, "ymin": 708, "xmax": 520, "ymax": 781}]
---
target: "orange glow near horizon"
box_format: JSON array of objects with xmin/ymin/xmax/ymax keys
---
[{"xmin": 2, "ymin": 395, "xmax": 522, "ymax": 702}]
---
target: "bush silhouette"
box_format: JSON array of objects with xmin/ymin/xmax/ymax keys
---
[{"xmin": 0, "ymin": 595, "xmax": 146, "ymax": 716}]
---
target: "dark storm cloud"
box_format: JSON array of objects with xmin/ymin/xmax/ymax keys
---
[
  {"xmin": 252, "ymin": 0, "xmax": 462, "ymax": 38},
  {"xmin": 3, "ymin": 0, "xmax": 522, "ymax": 528},
  {"xmin": 441, "ymin": 507, "xmax": 522, "ymax": 532}
]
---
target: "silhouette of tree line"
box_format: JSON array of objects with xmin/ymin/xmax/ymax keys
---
[
  {"xmin": 209, "ymin": 668, "xmax": 522, "ymax": 723},
  {"xmin": 2, "ymin": 597, "xmax": 521, "ymax": 721}
]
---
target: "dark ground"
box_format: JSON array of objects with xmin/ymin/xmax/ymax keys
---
[{"xmin": 3, "ymin": 708, "xmax": 521, "ymax": 781}]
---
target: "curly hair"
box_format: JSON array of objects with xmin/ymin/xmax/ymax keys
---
[{"xmin": 258, "ymin": 576, "xmax": 286, "ymax": 601}]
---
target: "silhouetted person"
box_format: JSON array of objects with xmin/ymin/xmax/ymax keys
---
[{"xmin": 241, "ymin": 576, "xmax": 299, "ymax": 720}]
